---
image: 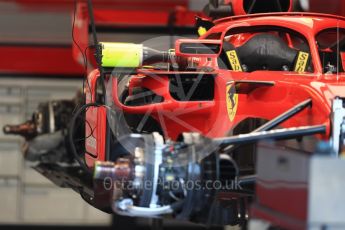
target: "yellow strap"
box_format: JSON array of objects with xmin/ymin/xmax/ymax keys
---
[
  {"xmin": 226, "ymin": 50, "xmax": 243, "ymax": 72},
  {"xmin": 198, "ymin": 26, "xmax": 207, "ymax": 36},
  {"xmin": 294, "ymin": 51, "xmax": 309, "ymax": 73}
]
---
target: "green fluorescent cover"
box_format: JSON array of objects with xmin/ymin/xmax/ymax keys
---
[{"xmin": 101, "ymin": 42, "xmax": 143, "ymax": 68}]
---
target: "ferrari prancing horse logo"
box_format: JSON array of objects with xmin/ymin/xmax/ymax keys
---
[{"xmin": 226, "ymin": 83, "xmax": 238, "ymax": 122}]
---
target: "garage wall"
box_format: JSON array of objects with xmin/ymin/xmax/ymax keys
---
[
  {"xmin": 0, "ymin": 2, "xmax": 71, "ymax": 45},
  {"xmin": 0, "ymin": 77, "xmax": 111, "ymax": 225}
]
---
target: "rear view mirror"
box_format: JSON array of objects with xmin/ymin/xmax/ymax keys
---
[{"xmin": 175, "ymin": 39, "xmax": 222, "ymax": 58}]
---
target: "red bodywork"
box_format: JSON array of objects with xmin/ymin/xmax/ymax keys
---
[{"xmin": 85, "ymin": 12, "xmax": 345, "ymax": 166}]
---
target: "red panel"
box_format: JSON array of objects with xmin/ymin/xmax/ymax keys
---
[
  {"xmin": 94, "ymin": 9, "xmax": 171, "ymax": 26},
  {"xmin": 256, "ymin": 184, "xmax": 308, "ymax": 221},
  {"xmin": 0, "ymin": 46, "xmax": 84, "ymax": 76},
  {"xmin": 85, "ymin": 69, "xmax": 107, "ymax": 167},
  {"xmin": 310, "ymin": 0, "xmax": 345, "ymax": 16},
  {"xmin": 13, "ymin": 0, "xmax": 189, "ymax": 12},
  {"xmin": 13, "ymin": 0, "xmax": 198, "ymax": 27},
  {"xmin": 94, "ymin": 8, "xmax": 199, "ymax": 27}
]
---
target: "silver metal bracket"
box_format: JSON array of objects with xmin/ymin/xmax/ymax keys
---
[{"xmin": 331, "ymin": 98, "xmax": 345, "ymax": 156}]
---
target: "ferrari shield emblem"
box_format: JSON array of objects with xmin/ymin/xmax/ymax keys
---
[{"xmin": 226, "ymin": 83, "xmax": 238, "ymax": 122}]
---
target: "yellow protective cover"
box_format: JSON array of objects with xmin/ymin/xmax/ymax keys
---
[{"xmin": 101, "ymin": 42, "xmax": 143, "ymax": 68}]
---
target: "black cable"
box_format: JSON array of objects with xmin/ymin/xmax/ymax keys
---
[
  {"xmin": 74, "ymin": 119, "xmax": 95, "ymax": 142},
  {"xmin": 69, "ymin": 102, "xmax": 101, "ymax": 173},
  {"xmin": 275, "ymin": 0, "xmax": 283, "ymax": 12},
  {"xmin": 247, "ymin": 0, "xmax": 257, "ymax": 14},
  {"xmin": 87, "ymin": 0, "xmax": 99, "ymax": 50},
  {"xmin": 72, "ymin": 0, "xmax": 93, "ymax": 101},
  {"xmin": 82, "ymin": 45, "xmax": 94, "ymax": 104},
  {"xmin": 86, "ymin": 0, "xmax": 107, "ymax": 107},
  {"xmin": 87, "ymin": 0, "xmax": 103, "ymax": 74},
  {"xmin": 70, "ymin": 1, "xmax": 110, "ymax": 173}
]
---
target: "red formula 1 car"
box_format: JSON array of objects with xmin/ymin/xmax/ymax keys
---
[
  {"xmin": 4, "ymin": 0, "xmax": 345, "ymax": 227},
  {"xmin": 82, "ymin": 7, "xmax": 345, "ymax": 225}
]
